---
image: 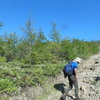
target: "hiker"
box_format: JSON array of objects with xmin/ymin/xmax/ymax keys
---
[{"xmin": 62, "ymin": 57, "xmax": 81, "ymax": 100}]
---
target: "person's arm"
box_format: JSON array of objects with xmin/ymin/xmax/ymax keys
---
[
  {"xmin": 74, "ymin": 68, "xmax": 77, "ymax": 78},
  {"xmin": 74, "ymin": 68, "xmax": 78, "ymax": 81}
]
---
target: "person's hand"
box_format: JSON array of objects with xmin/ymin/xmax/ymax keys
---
[
  {"xmin": 74, "ymin": 77, "xmax": 76, "ymax": 82},
  {"xmin": 74, "ymin": 76, "xmax": 77, "ymax": 82}
]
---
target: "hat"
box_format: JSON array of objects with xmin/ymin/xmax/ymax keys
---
[{"xmin": 74, "ymin": 57, "xmax": 81, "ymax": 63}]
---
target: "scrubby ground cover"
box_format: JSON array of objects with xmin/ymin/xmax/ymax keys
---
[{"xmin": 0, "ymin": 61, "xmax": 65, "ymax": 96}]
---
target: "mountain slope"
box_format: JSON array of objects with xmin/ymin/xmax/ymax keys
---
[{"xmin": 9, "ymin": 54, "xmax": 100, "ymax": 100}]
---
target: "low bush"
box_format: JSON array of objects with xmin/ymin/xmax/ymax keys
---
[
  {"xmin": 0, "ymin": 62, "xmax": 65, "ymax": 95},
  {"xmin": 0, "ymin": 56, "xmax": 6, "ymax": 66},
  {"xmin": 0, "ymin": 78, "xmax": 18, "ymax": 94}
]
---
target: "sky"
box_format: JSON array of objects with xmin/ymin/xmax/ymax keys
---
[{"xmin": 0, "ymin": 0, "xmax": 100, "ymax": 41}]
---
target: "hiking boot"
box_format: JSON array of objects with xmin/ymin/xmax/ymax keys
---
[
  {"xmin": 75, "ymin": 98, "xmax": 81, "ymax": 100},
  {"xmin": 62, "ymin": 94, "xmax": 66, "ymax": 100}
]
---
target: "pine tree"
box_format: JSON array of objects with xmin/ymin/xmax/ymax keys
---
[{"xmin": 49, "ymin": 22, "xmax": 61, "ymax": 43}]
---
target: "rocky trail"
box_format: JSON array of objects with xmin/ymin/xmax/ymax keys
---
[{"xmin": 9, "ymin": 54, "xmax": 100, "ymax": 100}]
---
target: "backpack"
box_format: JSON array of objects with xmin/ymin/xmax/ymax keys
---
[{"xmin": 63, "ymin": 62, "xmax": 74, "ymax": 77}]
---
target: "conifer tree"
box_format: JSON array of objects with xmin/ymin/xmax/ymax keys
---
[
  {"xmin": 36, "ymin": 26, "xmax": 47, "ymax": 43},
  {"xmin": 49, "ymin": 22, "xmax": 61, "ymax": 43}
]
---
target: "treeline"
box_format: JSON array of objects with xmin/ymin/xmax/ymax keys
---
[
  {"xmin": 0, "ymin": 33, "xmax": 99, "ymax": 65},
  {"xmin": 0, "ymin": 19, "xmax": 99, "ymax": 64}
]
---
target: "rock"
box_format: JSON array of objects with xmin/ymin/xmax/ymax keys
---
[
  {"xmin": 95, "ymin": 76, "xmax": 100, "ymax": 81},
  {"xmin": 95, "ymin": 61, "xmax": 98, "ymax": 64},
  {"xmin": 80, "ymin": 86, "xmax": 86, "ymax": 91}
]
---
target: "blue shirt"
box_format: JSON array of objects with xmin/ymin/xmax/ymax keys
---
[{"xmin": 71, "ymin": 61, "xmax": 78, "ymax": 71}]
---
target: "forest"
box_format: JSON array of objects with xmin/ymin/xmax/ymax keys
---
[{"xmin": 0, "ymin": 19, "xmax": 100, "ymax": 95}]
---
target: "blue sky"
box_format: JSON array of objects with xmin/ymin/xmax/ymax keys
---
[{"xmin": 0, "ymin": 0, "xmax": 100, "ymax": 41}]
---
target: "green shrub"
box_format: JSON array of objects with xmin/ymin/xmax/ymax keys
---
[
  {"xmin": 0, "ymin": 56, "xmax": 6, "ymax": 65},
  {"xmin": 0, "ymin": 78, "xmax": 18, "ymax": 94}
]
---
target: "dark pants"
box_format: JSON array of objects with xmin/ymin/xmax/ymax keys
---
[{"xmin": 64, "ymin": 75, "xmax": 79, "ymax": 98}]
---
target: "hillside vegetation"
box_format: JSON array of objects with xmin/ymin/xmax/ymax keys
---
[
  {"xmin": 0, "ymin": 20, "xmax": 100, "ymax": 99},
  {"xmin": 0, "ymin": 33, "xmax": 99, "ymax": 96}
]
